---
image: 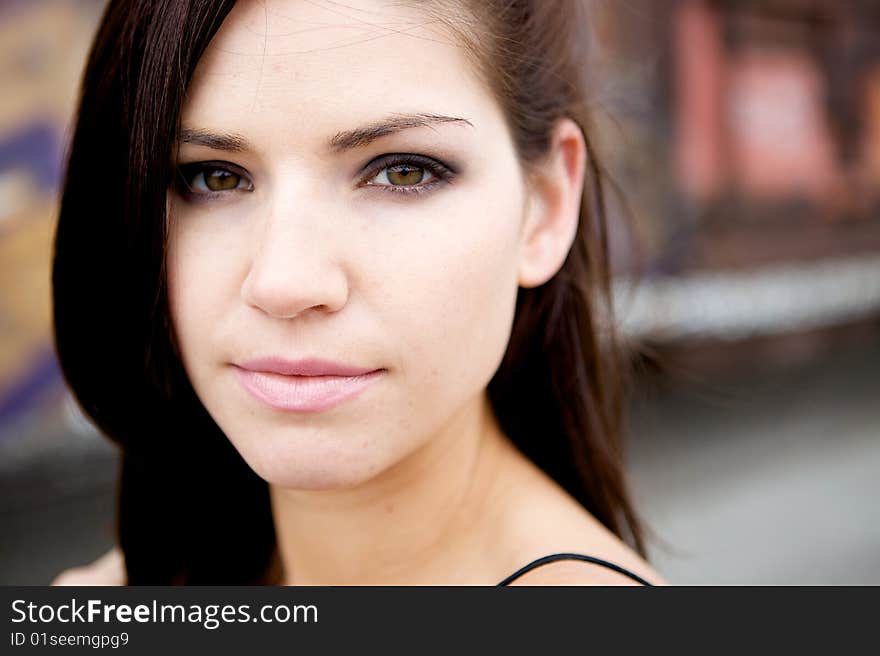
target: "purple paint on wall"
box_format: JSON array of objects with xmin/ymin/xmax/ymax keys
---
[
  {"xmin": 0, "ymin": 348, "xmax": 62, "ymax": 436},
  {"xmin": 0, "ymin": 121, "xmax": 62, "ymax": 191}
]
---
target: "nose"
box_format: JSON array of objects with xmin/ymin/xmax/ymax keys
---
[{"xmin": 241, "ymin": 207, "xmax": 350, "ymax": 319}]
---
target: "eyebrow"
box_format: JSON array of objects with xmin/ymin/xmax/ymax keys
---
[
  {"xmin": 328, "ymin": 113, "xmax": 473, "ymax": 152},
  {"xmin": 178, "ymin": 127, "xmax": 249, "ymax": 152},
  {"xmin": 177, "ymin": 113, "xmax": 473, "ymax": 154}
]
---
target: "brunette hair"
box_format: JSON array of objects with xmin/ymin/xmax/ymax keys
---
[{"xmin": 53, "ymin": 0, "xmax": 643, "ymax": 584}]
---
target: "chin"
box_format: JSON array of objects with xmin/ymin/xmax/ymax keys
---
[
  {"xmin": 260, "ymin": 467, "xmax": 381, "ymax": 491},
  {"xmin": 236, "ymin": 439, "xmax": 390, "ymax": 491}
]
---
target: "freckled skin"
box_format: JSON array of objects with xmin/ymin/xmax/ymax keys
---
[{"xmin": 166, "ymin": 0, "xmax": 527, "ymax": 491}]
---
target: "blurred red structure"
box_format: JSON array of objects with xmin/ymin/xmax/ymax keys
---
[
  {"xmin": 591, "ymin": 0, "xmax": 880, "ymax": 370},
  {"xmin": 665, "ymin": 0, "xmax": 880, "ymax": 265}
]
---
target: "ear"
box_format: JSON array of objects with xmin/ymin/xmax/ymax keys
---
[{"xmin": 517, "ymin": 118, "xmax": 586, "ymax": 288}]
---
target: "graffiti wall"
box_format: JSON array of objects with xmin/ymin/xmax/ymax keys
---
[{"xmin": 0, "ymin": 1, "xmax": 104, "ymax": 429}]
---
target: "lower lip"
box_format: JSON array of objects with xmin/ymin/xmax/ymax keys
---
[{"xmin": 232, "ymin": 366, "xmax": 384, "ymax": 412}]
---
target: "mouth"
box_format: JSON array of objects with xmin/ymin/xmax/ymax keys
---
[{"xmin": 231, "ymin": 358, "xmax": 385, "ymax": 412}]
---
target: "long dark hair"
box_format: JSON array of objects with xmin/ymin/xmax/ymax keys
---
[{"xmin": 53, "ymin": 0, "xmax": 643, "ymax": 584}]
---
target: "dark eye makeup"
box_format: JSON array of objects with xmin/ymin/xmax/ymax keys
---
[
  {"xmin": 358, "ymin": 153, "xmax": 457, "ymax": 196},
  {"xmin": 174, "ymin": 161, "xmax": 254, "ymax": 202},
  {"xmin": 172, "ymin": 153, "xmax": 457, "ymax": 203}
]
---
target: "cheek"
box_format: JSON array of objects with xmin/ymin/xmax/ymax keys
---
[
  {"xmin": 164, "ymin": 209, "xmax": 237, "ymax": 378},
  {"xmin": 375, "ymin": 185, "xmax": 524, "ymax": 403}
]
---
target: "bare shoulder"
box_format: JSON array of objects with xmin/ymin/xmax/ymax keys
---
[
  {"xmin": 499, "ymin": 509, "xmax": 667, "ymax": 586},
  {"xmin": 494, "ymin": 454, "xmax": 667, "ymax": 587},
  {"xmin": 50, "ymin": 547, "xmax": 126, "ymax": 586}
]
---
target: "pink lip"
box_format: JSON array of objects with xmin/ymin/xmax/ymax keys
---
[{"xmin": 232, "ymin": 358, "xmax": 384, "ymax": 412}]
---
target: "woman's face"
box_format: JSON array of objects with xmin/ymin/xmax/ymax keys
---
[{"xmin": 166, "ymin": 0, "xmax": 529, "ymax": 489}]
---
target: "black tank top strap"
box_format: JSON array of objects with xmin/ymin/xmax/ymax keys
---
[{"xmin": 496, "ymin": 552, "xmax": 653, "ymax": 586}]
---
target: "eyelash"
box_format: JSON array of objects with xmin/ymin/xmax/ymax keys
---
[
  {"xmin": 358, "ymin": 153, "xmax": 456, "ymax": 196},
  {"xmin": 174, "ymin": 161, "xmax": 253, "ymax": 202},
  {"xmin": 172, "ymin": 154, "xmax": 456, "ymax": 202}
]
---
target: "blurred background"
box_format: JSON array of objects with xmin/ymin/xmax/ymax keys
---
[{"xmin": 1, "ymin": 0, "xmax": 878, "ymax": 584}]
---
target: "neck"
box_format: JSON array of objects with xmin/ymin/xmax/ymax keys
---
[{"xmin": 269, "ymin": 393, "xmax": 517, "ymax": 585}]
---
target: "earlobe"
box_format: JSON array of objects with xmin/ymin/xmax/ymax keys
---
[{"xmin": 517, "ymin": 118, "xmax": 586, "ymax": 289}]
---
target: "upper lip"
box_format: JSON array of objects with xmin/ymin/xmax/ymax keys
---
[{"xmin": 234, "ymin": 357, "xmax": 381, "ymax": 377}]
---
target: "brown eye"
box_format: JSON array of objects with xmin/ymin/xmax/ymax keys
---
[
  {"xmin": 360, "ymin": 153, "xmax": 455, "ymax": 196},
  {"xmin": 202, "ymin": 168, "xmax": 241, "ymax": 191},
  {"xmin": 369, "ymin": 162, "xmax": 437, "ymax": 188},
  {"xmin": 385, "ymin": 164, "xmax": 426, "ymax": 186},
  {"xmin": 175, "ymin": 162, "xmax": 253, "ymax": 199}
]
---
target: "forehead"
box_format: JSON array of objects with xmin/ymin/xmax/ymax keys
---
[{"xmin": 182, "ymin": 0, "xmax": 495, "ymax": 147}]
